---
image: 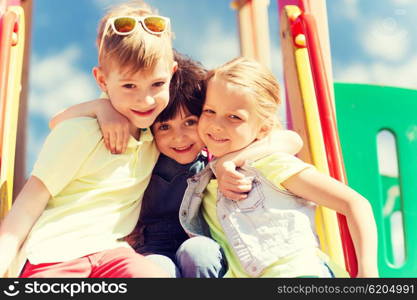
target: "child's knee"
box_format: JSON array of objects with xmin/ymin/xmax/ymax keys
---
[
  {"xmin": 145, "ymin": 254, "xmax": 179, "ymax": 277},
  {"xmin": 176, "ymin": 237, "xmax": 226, "ymax": 278},
  {"xmin": 178, "ymin": 236, "xmax": 221, "ymax": 259}
]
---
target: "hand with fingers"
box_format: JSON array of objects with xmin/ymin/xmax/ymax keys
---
[
  {"xmin": 215, "ymin": 160, "xmax": 253, "ymax": 201},
  {"xmin": 96, "ymin": 100, "xmax": 130, "ymax": 154}
]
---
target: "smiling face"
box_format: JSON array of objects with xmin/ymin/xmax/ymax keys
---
[
  {"xmin": 198, "ymin": 76, "xmax": 268, "ymax": 158},
  {"xmin": 94, "ymin": 59, "xmax": 176, "ymax": 136},
  {"xmin": 152, "ymin": 109, "xmax": 205, "ymax": 164}
]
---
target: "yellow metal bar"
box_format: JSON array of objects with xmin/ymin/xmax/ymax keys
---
[
  {"xmin": 295, "ymin": 49, "xmax": 328, "ymax": 172},
  {"xmin": 0, "ymin": 6, "xmax": 25, "ymax": 220},
  {"xmin": 284, "ymin": 5, "xmax": 345, "ymax": 269},
  {"xmin": 295, "ymin": 47, "xmax": 345, "ymax": 263},
  {"xmin": 14, "ymin": 0, "xmax": 32, "ymax": 199}
]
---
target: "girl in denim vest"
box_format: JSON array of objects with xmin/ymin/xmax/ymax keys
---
[{"xmin": 180, "ymin": 57, "xmax": 378, "ymax": 278}]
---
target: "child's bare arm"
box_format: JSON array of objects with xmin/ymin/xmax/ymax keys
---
[
  {"xmin": 215, "ymin": 129, "xmax": 303, "ymax": 200},
  {"xmin": 49, "ymin": 100, "xmax": 100, "ymax": 129},
  {"xmin": 217, "ymin": 129, "xmax": 302, "ymax": 168},
  {"xmin": 50, "ymin": 99, "xmax": 130, "ymax": 154},
  {"xmin": 283, "ymin": 168, "xmax": 379, "ymax": 277},
  {"xmin": 0, "ymin": 176, "xmax": 51, "ymax": 277}
]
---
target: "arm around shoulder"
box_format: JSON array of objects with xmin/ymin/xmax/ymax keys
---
[
  {"xmin": 267, "ymin": 128, "xmax": 303, "ymax": 156},
  {"xmin": 217, "ymin": 128, "xmax": 303, "ymax": 168},
  {"xmin": 49, "ymin": 98, "xmax": 111, "ymax": 129},
  {"xmin": 49, "ymin": 98, "xmax": 130, "ymax": 154},
  {"xmin": 214, "ymin": 129, "xmax": 303, "ymax": 200}
]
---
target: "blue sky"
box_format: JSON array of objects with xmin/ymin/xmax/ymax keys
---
[{"xmin": 27, "ymin": 0, "xmax": 417, "ymax": 175}]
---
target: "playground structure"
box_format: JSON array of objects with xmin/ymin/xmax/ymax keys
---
[
  {"xmin": 0, "ymin": 0, "xmax": 29, "ymax": 221},
  {"xmin": 0, "ymin": 0, "xmax": 416, "ymax": 277},
  {"xmin": 233, "ymin": 0, "xmax": 417, "ymax": 277}
]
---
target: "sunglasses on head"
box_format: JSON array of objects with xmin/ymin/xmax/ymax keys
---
[{"xmin": 98, "ymin": 15, "xmax": 170, "ymax": 58}]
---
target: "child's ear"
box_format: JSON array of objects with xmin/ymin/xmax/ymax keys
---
[
  {"xmin": 171, "ymin": 61, "xmax": 178, "ymax": 75},
  {"xmin": 257, "ymin": 122, "xmax": 273, "ymax": 140},
  {"xmin": 92, "ymin": 66, "xmax": 107, "ymax": 92}
]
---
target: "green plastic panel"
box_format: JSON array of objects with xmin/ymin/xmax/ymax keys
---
[{"xmin": 335, "ymin": 83, "xmax": 417, "ymax": 277}]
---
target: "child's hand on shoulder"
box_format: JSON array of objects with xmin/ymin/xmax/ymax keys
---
[
  {"xmin": 96, "ymin": 99, "xmax": 130, "ymax": 154},
  {"xmin": 215, "ymin": 160, "xmax": 253, "ymax": 201}
]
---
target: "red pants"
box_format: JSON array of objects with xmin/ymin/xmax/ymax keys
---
[{"xmin": 20, "ymin": 247, "xmax": 168, "ymax": 278}]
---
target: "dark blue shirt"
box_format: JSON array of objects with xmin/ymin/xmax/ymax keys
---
[{"xmin": 133, "ymin": 153, "xmax": 207, "ymax": 260}]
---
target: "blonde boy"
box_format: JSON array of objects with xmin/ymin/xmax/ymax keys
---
[{"xmin": 0, "ymin": 1, "xmax": 177, "ymax": 277}]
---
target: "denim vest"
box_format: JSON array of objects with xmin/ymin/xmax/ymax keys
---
[{"xmin": 180, "ymin": 161, "xmax": 320, "ymax": 277}]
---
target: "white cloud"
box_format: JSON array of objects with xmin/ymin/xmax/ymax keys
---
[
  {"xmin": 391, "ymin": 0, "xmax": 415, "ymax": 5},
  {"xmin": 197, "ymin": 21, "xmax": 239, "ymax": 69},
  {"xmin": 27, "ymin": 46, "xmax": 99, "ymax": 174},
  {"xmin": 372, "ymin": 57, "xmax": 417, "ymax": 88},
  {"xmin": 333, "ymin": 64, "xmax": 372, "ymax": 84},
  {"xmin": 93, "ymin": 0, "xmax": 126, "ymax": 9},
  {"xmin": 29, "ymin": 46, "xmax": 99, "ymax": 119},
  {"xmin": 361, "ymin": 18, "xmax": 409, "ymax": 61},
  {"xmin": 92, "ymin": 0, "xmax": 159, "ymax": 12},
  {"xmin": 334, "ymin": 55, "xmax": 417, "ymax": 89},
  {"xmin": 334, "ymin": 0, "xmax": 360, "ymax": 20}
]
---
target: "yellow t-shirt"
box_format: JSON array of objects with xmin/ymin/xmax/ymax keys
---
[
  {"xmin": 19, "ymin": 117, "xmax": 159, "ymax": 266},
  {"xmin": 202, "ymin": 152, "xmax": 328, "ymax": 277}
]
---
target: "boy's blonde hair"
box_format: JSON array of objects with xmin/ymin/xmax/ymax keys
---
[
  {"xmin": 97, "ymin": 0, "xmax": 174, "ymax": 73},
  {"xmin": 207, "ymin": 57, "xmax": 281, "ymax": 129}
]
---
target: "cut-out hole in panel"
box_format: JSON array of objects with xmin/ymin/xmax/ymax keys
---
[
  {"xmin": 377, "ymin": 130, "xmax": 398, "ymax": 178},
  {"xmin": 376, "ymin": 130, "xmax": 405, "ymax": 267},
  {"xmin": 390, "ymin": 211, "xmax": 405, "ymax": 266}
]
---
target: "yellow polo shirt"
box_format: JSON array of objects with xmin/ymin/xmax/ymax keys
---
[
  {"xmin": 202, "ymin": 153, "xmax": 336, "ymax": 277},
  {"xmin": 21, "ymin": 117, "xmax": 159, "ymax": 266}
]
